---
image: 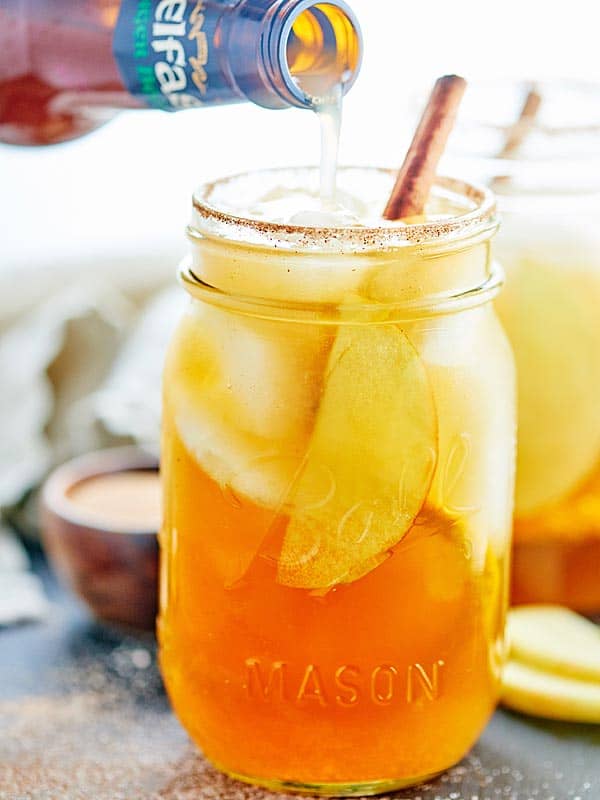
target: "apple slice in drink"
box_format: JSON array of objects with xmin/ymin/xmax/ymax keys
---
[{"xmin": 277, "ymin": 325, "xmax": 438, "ymax": 590}]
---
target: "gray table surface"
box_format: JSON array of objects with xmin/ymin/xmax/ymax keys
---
[{"xmin": 1, "ymin": 552, "xmax": 599, "ymax": 800}]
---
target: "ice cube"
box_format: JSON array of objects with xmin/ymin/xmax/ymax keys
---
[
  {"xmin": 406, "ymin": 308, "xmax": 516, "ymax": 562},
  {"xmin": 167, "ymin": 305, "xmax": 328, "ymax": 509}
]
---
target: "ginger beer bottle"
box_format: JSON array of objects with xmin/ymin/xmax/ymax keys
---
[{"xmin": 0, "ymin": 0, "xmax": 361, "ymax": 145}]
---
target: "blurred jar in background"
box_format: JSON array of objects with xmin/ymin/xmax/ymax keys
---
[
  {"xmin": 450, "ymin": 80, "xmax": 600, "ymax": 613},
  {"xmin": 0, "ymin": 0, "xmax": 361, "ymax": 146}
]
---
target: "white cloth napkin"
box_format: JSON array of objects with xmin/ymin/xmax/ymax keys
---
[
  {"xmin": 0, "ymin": 270, "xmax": 184, "ymax": 625},
  {"xmin": 0, "ymin": 526, "xmax": 50, "ymax": 625}
]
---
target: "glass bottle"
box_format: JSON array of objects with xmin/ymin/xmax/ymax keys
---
[
  {"xmin": 450, "ymin": 79, "xmax": 600, "ymax": 613},
  {"xmin": 0, "ymin": 0, "xmax": 361, "ymax": 146},
  {"xmin": 159, "ymin": 166, "xmax": 515, "ymax": 794}
]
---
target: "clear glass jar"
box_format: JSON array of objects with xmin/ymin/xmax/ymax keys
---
[
  {"xmin": 159, "ymin": 167, "xmax": 515, "ymax": 795},
  {"xmin": 450, "ymin": 80, "xmax": 600, "ymax": 613}
]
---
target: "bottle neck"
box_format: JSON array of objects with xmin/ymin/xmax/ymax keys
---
[
  {"xmin": 226, "ymin": 0, "xmax": 362, "ymax": 109},
  {"xmin": 0, "ymin": 0, "xmax": 362, "ymax": 145}
]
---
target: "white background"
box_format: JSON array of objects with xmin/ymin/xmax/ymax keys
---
[{"xmin": 1, "ymin": 0, "xmax": 600, "ymax": 279}]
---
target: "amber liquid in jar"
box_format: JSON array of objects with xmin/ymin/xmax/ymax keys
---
[{"xmin": 512, "ymin": 473, "xmax": 600, "ymax": 612}]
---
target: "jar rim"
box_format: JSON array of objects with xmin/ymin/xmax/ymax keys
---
[{"xmin": 190, "ymin": 167, "xmax": 497, "ymax": 253}]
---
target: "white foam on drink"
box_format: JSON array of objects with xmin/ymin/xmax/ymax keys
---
[
  {"xmin": 203, "ymin": 169, "xmax": 474, "ymax": 235},
  {"xmin": 248, "ymin": 183, "xmax": 365, "ymax": 227}
]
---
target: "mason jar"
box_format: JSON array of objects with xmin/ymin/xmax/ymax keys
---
[
  {"xmin": 450, "ymin": 80, "xmax": 600, "ymax": 613},
  {"xmin": 159, "ymin": 167, "xmax": 515, "ymax": 795}
]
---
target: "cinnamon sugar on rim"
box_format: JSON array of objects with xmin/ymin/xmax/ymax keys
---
[{"xmin": 190, "ymin": 168, "xmax": 496, "ymax": 253}]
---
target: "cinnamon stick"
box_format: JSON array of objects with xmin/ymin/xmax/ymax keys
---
[
  {"xmin": 498, "ymin": 85, "xmax": 541, "ymax": 158},
  {"xmin": 383, "ymin": 75, "xmax": 467, "ymax": 220}
]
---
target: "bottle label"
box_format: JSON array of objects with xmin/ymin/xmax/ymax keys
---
[{"xmin": 113, "ymin": 1, "xmax": 215, "ymax": 111}]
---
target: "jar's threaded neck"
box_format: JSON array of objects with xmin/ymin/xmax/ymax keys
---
[{"xmin": 182, "ymin": 167, "xmax": 501, "ymax": 323}]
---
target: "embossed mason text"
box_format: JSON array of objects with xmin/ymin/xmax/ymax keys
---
[{"xmin": 243, "ymin": 659, "xmax": 445, "ymax": 707}]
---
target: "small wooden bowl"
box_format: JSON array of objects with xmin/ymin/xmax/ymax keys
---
[{"xmin": 41, "ymin": 447, "xmax": 160, "ymax": 631}]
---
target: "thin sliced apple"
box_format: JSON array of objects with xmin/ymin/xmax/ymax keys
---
[
  {"xmin": 507, "ymin": 605, "xmax": 600, "ymax": 683},
  {"xmin": 501, "ymin": 659, "xmax": 600, "ymax": 724},
  {"xmin": 495, "ymin": 246, "xmax": 600, "ymax": 516},
  {"xmin": 277, "ymin": 325, "xmax": 437, "ymax": 589}
]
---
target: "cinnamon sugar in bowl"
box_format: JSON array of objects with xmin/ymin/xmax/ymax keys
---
[{"xmin": 41, "ymin": 447, "xmax": 160, "ymax": 630}]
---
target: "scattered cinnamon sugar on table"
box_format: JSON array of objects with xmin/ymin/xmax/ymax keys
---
[
  {"xmin": 1, "ymin": 626, "xmax": 596, "ymax": 798},
  {"xmin": 383, "ymin": 74, "xmax": 467, "ymax": 220}
]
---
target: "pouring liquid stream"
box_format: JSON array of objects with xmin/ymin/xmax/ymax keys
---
[
  {"xmin": 294, "ymin": 62, "xmax": 345, "ymax": 210},
  {"xmin": 316, "ymin": 82, "xmax": 343, "ymax": 206}
]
